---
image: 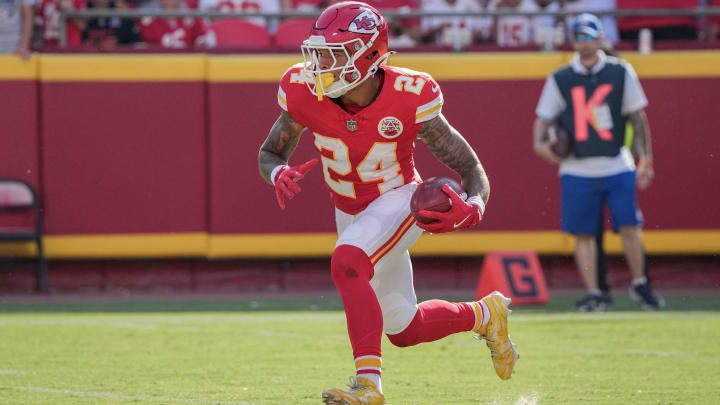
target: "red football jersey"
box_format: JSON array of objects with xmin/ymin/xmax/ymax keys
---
[
  {"xmin": 139, "ymin": 17, "xmax": 210, "ymax": 48},
  {"xmin": 278, "ymin": 65, "xmax": 444, "ymax": 215},
  {"xmin": 37, "ymin": 0, "xmax": 86, "ymax": 47}
]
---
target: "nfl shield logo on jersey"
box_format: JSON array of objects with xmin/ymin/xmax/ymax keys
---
[
  {"xmin": 378, "ymin": 116, "xmax": 403, "ymax": 139},
  {"xmin": 347, "ymin": 120, "xmax": 358, "ymax": 132}
]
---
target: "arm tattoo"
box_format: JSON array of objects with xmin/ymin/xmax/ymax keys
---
[
  {"xmin": 258, "ymin": 111, "xmax": 305, "ymax": 184},
  {"xmin": 418, "ymin": 114, "xmax": 490, "ymax": 203},
  {"xmin": 628, "ymin": 109, "xmax": 652, "ymax": 160}
]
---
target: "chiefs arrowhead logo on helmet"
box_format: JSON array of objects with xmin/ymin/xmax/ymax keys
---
[{"xmin": 348, "ymin": 10, "xmax": 379, "ymax": 34}]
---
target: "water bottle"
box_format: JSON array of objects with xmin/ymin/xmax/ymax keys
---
[{"xmin": 639, "ymin": 28, "xmax": 653, "ymax": 54}]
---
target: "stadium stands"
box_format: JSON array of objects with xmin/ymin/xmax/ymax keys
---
[
  {"xmin": 210, "ymin": 18, "xmax": 272, "ymax": 47},
  {"xmin": 42, "ymin": 1, "xmax": 720, "ymax": 50},
  {"xmin": 273, "ymin": 18, "xmax": 314, "ymax": 47},
  {"xmin": 618, "ymin": 0, "xmax": 699, "ymax": 40}
]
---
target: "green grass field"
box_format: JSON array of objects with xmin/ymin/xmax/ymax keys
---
[{"xmin": 0, "ymin": 296, "xmax": 718, "ymax": 404}]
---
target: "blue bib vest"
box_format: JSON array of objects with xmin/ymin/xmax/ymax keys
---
[{"xmin": 554, "ymin": 57, "xmax": 627, "ymax": 158}]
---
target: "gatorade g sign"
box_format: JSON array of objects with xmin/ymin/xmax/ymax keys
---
[
  {"xmin": 571, "ymin": 84, "xmax": 614, "ymax": 142},
  {"xmin": 502, "ymin": 257, "xmax": 539, "ymax": 298},
  {"xmin": 475, "ymin": 251, "xmax": 549, "ymax": 305}
]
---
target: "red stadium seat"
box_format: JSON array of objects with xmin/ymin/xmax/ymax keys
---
[
  {"xmin": 274, "ymin": 18, "xmax": 315, "ymax": 48},
  {"xmin": 210, "ymin": 19, "xmax": 271, "ymax": 47}
]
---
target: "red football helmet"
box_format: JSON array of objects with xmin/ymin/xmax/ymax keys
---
[{"xmin": 301, "ymin": 1, "xmax": 390, "ymax": 99}]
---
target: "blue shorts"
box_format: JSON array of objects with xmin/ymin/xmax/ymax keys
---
[{"xmin": 561, "ymin": 172, "xmax": 643, "ymax": 235}]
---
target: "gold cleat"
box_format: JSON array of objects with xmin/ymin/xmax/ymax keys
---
[
  {"xmin": 474, "ymin": 291, "xmax": 519, "ymax": 380},
  {"xmin": 322, "ymin": 376, "xmax": 386, "ymax": 405}
]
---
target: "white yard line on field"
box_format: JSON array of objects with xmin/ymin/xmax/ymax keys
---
[
  {"xmin": 541, "ymin": 344, "xmax": 696, "ymax": 358},
  {"xmin": 490, "ymin": 393, "xmax": 540, "ymax": 405},
  {"xmin": 450, "ymin": 340, "xmax": 699, "ymax": 359},
  {"xmin": 513, "ymin": 312, "xmax": 720, "ymax": 322},
  {"xmin": 0, "ymin": 318, "xmax": 159, "ymax": 329},
  {"xmin": 622, "ymin": 349, "xmax": 694, "ymax": 358},
  {"xmin": 0, "ymin": 369, "xmax": 37, "ymax": 375},
  {"xmin": 12, "ymin": 386, "xmax": 261, "ymax": 405},
  {"xmin": 0, "ymin": 313, "xmax": 347, "ymax": 328}
]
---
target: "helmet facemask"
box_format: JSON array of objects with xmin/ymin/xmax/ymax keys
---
[
  {"xmin": 301, "ymin": 33, "xmax": 379, "ymax": 99},
  {"xmin": 300, "ymin": 3, "xmax": 391, "ymax": 100}
]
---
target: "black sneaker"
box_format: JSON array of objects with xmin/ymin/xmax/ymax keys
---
[
  {"xmin": 598, "ymin": 291, "xmax": 613, "ymax": 307},
  {"xmin": 629, "ymin": 282, "xmax": 665, "ymax": 310},
  {"xmin": 575, "ymin": 293, "xmax": 608, "ymax": 312}
]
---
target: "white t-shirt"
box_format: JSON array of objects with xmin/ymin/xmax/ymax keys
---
[
  {"xmin": 535, "ymin": 51, "xmax": 649, "ymax": 177},
  {"xmin": 199, "ymin": 0, "xmax": 280, "ymax": 28},
  {"xmin": 496, "ymin": 0, "xmax": 538, "ymax": 47},
  {"xmin": 421, "ymin": 0, "xmax": 492, "ymax": 32},
  {"xmin": 0, "ymin": 0, "xmax": 35, "ymax": 52},
  {"xmin": 495, "ymin": 0, "xmax": 560, "ymax": 47}
]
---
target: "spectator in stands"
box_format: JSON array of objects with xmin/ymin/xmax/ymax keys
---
[
  {"xmin": 533, "ymin": 0, "xmax": 559, "ymax": 27},
  {"xmin": 704, "ymin": 0, "xmax": 719, "ymax": 41},
  {"xmin": 139, "ymin": 0, "xmax": 215, "ymax": 47},
  {"xmin": 561, "ymin": 0, "xmax": 619, "ymax": 44},
  {"xmin": 533, "ymin": 13, "xmax": 664, "ymax": 311},
  {"xmin": 198, "ymin": 0, "xmax": 282, "ymax": 31},
  {"xmin": 36, "ymin": 0, "xmax": 87, "ymax": 48},
  {"xmin": 0, "ymin": 0, "xmax": 34, "ymax": 58},
  {"xmin": 532, "ymin": 0, "xmax": 564, "ymax": 48},
  {"xmin": 83, "ymin": 0, "xmax": 140, "ymax": 49},
  {"xmin": 617, "ymin": 0, "xmax": 697, "ymax": 41},
  {"xmin": 419, "ymin": 0, "xmax": 493, "ymax": 46},
  {"xmin": 476, "ymin": 0, "xmax": 495, "ymax": 43},
  {"xmin": 365, "ymin": 0, "xmax": 421, "ymax": 48},
  {"xmin": 495, "ymin": 0, "xmax": 546, "ymax": 47},
  {"xmin": 289, "ymin": 0, "xmax": 327, "ymax": 12}
]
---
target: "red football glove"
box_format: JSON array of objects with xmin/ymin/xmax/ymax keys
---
[
  {"xmin": 272, "ymin": 158, "xmax": 319, "ymax": 210},
  {"xmin": 416, "ymin": 184, "xmax": 485, "ymax": 233}
]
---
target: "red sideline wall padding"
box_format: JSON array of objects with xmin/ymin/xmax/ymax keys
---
[
  {"xmin": 41, "ymin": 82, "xmax": 207, "ymax": 234},
  {"xmin": 208, "ymin": 82, "xmax": 336, "ymax": 234},
  {"xmin": 1, "ymin": 58, "xmax": 719, "ymax": 242},
  {"xmin": 1, "ymin": 81, "xmax": 39, "ymax": 187},
  {"xmin": 213, "ymin": 78, "xmax": 720, "ymax": 234},
  {"xmin": 0, "ymin": 80, "xmax": 39, "ymax": 229}
]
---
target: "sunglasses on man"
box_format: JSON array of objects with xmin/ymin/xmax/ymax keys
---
[{"xmin": 575, "ymin": 33, "xmax": 598, "ymax": 42}]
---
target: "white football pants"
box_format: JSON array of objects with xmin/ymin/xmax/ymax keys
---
[{"xmin": 335, "ymin": 182, "xmax": 424, "ymax": 334}]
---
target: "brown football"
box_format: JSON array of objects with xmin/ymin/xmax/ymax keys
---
[
  {"xmin": 552, "ymin": 125, "xmax": 572, "ymax": 158},
  {"xmin": 544, "ymin": 124, "xmax": 571, "ymax": 159},
  {"xmin": 410, "ymin": 177, "xmax": 466, "ymax": 224}
]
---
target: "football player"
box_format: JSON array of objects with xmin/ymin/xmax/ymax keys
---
[{"xmin": 258, "ymin": 2, "xmax": 518, "ymax": 403}]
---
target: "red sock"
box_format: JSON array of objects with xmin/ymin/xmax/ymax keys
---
[
  {"xmin": 386, "ymin": 299, "xmax": 477, "ymax": 347},
  {"xmin": 331, "ymin": 244, "xmax": 383, "ymax": 375}
]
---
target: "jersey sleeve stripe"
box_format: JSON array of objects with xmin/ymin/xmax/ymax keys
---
[
  {"xmin": 416, "ymin": 94, "xmax": 443, "ymax": 114},
  {"xmin": 415, "ymin": 101, "xmax": 443, "ymax": 123},
  {"xmin": 277, "ymin": 87, "xmax": 288, "ymax": 111}
]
